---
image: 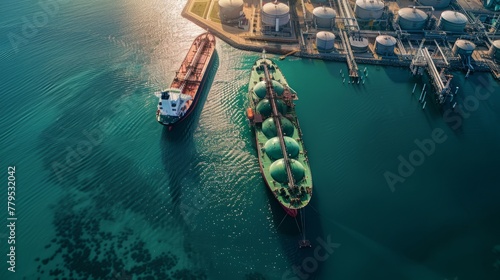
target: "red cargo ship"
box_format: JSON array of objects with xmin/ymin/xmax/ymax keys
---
[{"xmin": 156, "ymin": 32, "xmax": 216, "ymax": 127}]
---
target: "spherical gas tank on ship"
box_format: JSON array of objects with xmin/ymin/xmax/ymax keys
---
[
  {"xmin": 269, "ymin": 159, "xmax": 305, "ymax": 183},
  {"xmin": 218, "ymin": 0, "xmax": 244, "ymax": 21},
  {"xmin": 256, "ymin": 99, "xmax": 287, "ymax": 117},
  {"xmin": 252, "ymin": 80, "xmax": 284, "ymax": 99},
  {"xmin": 316, "ymin": 31, "xmax": 335, "ymax": 52},
  {"xmin": 398, "ymin": 7, "xmax": 428, "ymax": 30},
  {"xmin": 262, "ymin": 117, "xmax": 294, "ymax": 139},
  {"xmin": 313, "ymin": 6, "xmax": 336, "ymax": 29},
  {"xmin": 264, "ymin": 136, "xmax": 300, "ymax": 160},
  {"xmin": 438, "ymin": 10, "xmax": 468, "ymax": 32},
  {"xmin": 261, "ymin": 1, "xmax": 290, "ymax": 27},
  {"xmin": 354, "ymin": 0, "xmax": 384, "ymax": 20}
]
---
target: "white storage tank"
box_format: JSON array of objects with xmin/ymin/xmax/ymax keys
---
[
  {"xmin": 452, "ymin": 39, "xmax": 476, "ymax": 56},
  {"xmin": 261, "ymin": 1, "xmax": 290, "ymax": 29},
  {"xmin": 219, "ymin": 0, "xmax": 244, "ymax": 21},
  {"xmin": 417, "ymin": 0, "xmax": 451, "ymax": 9},
  {"xmin": 438, "ymin": 11, "xmax": 468, "ymax": 32},
  {"xmin": 398, "ymin": 7, "xmax": 428, "ymax": 30},
  {"xmin": 375, "ymin": 35, "xmax": 397, "ymax": 55},
  {"xmin": 313, "ymin": 6, "xmax": 336, "ymax": 29},
  {"xmin": 489, "ymin": 40, "xmax": 500, "ymax": 61},
  {"xmin": 355, "ymin": 0, "xmax": 385, "ymax": 20},
  {"xmin": 316, "ymin": 31, "xmax": 335, "ymax": 52},
  {"xmin": 350, "ymin": 36, "xmax": 369, "ymax": 52}
]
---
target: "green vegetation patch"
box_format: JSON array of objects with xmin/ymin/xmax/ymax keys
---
[{"xmin": 191, "ymin": 1, "xmax": 208, "ymax": 18}]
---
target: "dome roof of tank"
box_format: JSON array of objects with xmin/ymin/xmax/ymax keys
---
[
  {"xmin": 493, "ymin": 40, "xmax": 500, "ymax": 49},
  {"xmin": 356, "ymin": 0, "xmax": 384, "ymax": 10},
  {"xmin": 252, "ymin": 80, "xmax": 284, "ymax": 98},
  {"xmin": 313, "ymin": 6, "xmax": 336, "ymax": 18},
  {"xmin": 262, "ymin": 2, "xmax": 290, "ymax": 16},
  {"xmin": 270, "ymin": 159, "xmax": 305, "ymax": 183},
  {"xmin": 376, "ymin": 35, "xmax": 397, "ymax": 46},
  {"xmin": 455, "ymin": 39, "xmax": 475, "ymax": 51},
  {"xmin": 317, "ymin": 31, "xmax": 335, "ymax": 40},
  {"xmin": 219, "ymin": 0, "xmax": 244, "ymax": 8},
  {"xmin": 262, "ymin": 117, "xmax": 294, "ymax": 138},
  {"xmin": 256, "ymin": 99, "xmax": 287, "ymax": 117},
  {"xmin": 441, "ymin": 11, "xmax": 468, "ymax": 24},
  {"xmin": 264, "ymin": 136, "xmax": 300, "ymax": 160},
  {"xmin": 398, "ymin": 7, "xmax": 428, "ymax": 21}
]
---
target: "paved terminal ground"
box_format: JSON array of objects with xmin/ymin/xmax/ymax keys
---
[
  {"xmin": 182, "ymin": 0, "xmax": 300, "ymax": 54},
  {"xmin": 182, "ymin": 0, "xmax": 500, "ymax": 78}
]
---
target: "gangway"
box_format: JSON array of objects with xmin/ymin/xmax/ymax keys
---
[
  {"xmin": 410, "ymin": 39, "xmax": 427, "ymax": 75},
  {"xmin": 280, "ymin": 49, "xmax": 299, "ymax": 60},
  {"xmin": 434, "ymin": 40, "xmax": 449, "ymax": 67},
  {"xmin": 410, "ymin": 40, "xmax": 453, "ymax": 104},
  {"xmin": 397, "ymin": 39, "xmax": 407, "ymax": 56},
  {"xmin": 336, "ymin": 0, "xmax": 360, "ymax": 78},
  {"xmin": 421, "ymin": 47, "xmax": 453, "ymax": 103}
]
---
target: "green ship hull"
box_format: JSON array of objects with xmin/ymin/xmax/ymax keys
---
[{"xmin": 246, "ymin": 56, "xmax": 313, "ymax": 217}]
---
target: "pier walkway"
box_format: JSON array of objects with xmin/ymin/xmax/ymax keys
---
[
  {"xmin": 410, "ymin": 45, "xmax": 452, "ymax": 103},
  {"xmin": 336, "ymin": 0, "xmax": 360, "ymax": 78}
]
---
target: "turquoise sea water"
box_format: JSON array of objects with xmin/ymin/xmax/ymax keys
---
[{"xmin": 1, "ymin": 0, "xmax": 500, "ymax": 279}]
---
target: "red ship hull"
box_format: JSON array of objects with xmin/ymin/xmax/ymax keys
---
[{"xmin": 157, "ymin": 32, "xmax": 216, "ymax": 127}]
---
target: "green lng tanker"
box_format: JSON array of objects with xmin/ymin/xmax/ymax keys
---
[{"xmin": 246, "ymin": 53, "xmax": 313, "ymax": 217}]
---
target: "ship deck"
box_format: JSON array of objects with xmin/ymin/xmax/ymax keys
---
[
  {"xmin": 248, "ymin": 58, "xmax": 313, "ymax": 210},
  {"xmin": 171, "ymin": 33, "xmax": 216, "ymax": 109}
]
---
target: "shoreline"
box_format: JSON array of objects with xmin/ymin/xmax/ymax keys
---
[{"xmin": 181, "ymin": 0, "xmax": 498, "ymax": 76}]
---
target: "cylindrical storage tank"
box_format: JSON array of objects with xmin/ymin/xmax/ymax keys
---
[
  {"xmin": 398, "ymin": 7, "xmax": 428, "ymax": 30},
  {"xmin": 350, "ymin": 37, "xmax": 369, "ymax": 52},
  {"xmin": 452, "ymin": 39, "xmax": 476, "ymax": 56},
  {"xmin": 417, "ymin": 0, "xmax": 451, "ymax": 9},
  {"xmin": 375, "ymin": 35, "xmax": 397, "ymax": 55},
  {"xmin": 313, "ymin": 6, "xmax": 336, "ymax": 28},
  {"xmin": 354, "ymin": 0, "xmax": 385, "ymax": 20},
  {"xmin": 489, "ymin": 40, "xmax": 500, "ymax": 61},
  {"xmin": 438, "ymin": 11, "xmax": 468, "ymax": 32},
  {"xmin": 218, "ymin": 0, "xmax": 244, "ymax": 21},
  {"xmin": 261, "ymin": 2, "xmax": 290, "ymax": 28},
  {"xmin": 316, "ymin": 31, "xmax": 335, "ymax": 52}
]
